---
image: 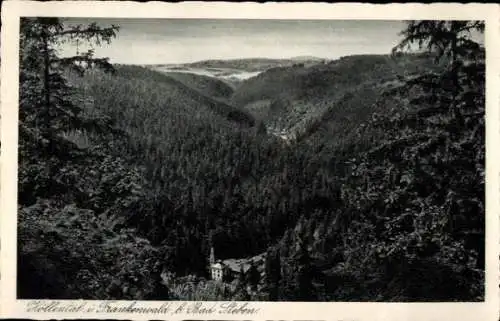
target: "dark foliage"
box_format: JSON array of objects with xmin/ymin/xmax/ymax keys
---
[{"xmin": 18, "ymin": 19, "xmax": 485, "ymax": 301}]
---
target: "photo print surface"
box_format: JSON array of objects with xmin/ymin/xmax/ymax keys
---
[{"xmin": 17, "ymin": 17, "xmax": 485, "ymax": 302}]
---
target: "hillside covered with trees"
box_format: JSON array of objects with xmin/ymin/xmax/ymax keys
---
[{"xmin": 17, "ymin": 18, "xmax": 485, "ymax": 301}]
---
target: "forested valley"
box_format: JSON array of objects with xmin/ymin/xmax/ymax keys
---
[{"xmin": 17, "ymin": 18, "xmax": 485, "ymax": 301}]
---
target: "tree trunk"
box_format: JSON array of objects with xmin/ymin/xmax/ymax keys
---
[
  {"xmin": 42, "ymin": 27, "xmax": 51, "ymax": 130},
  {"xmin": 450, "ymin": 23, "xmax": 463, "ymax": 128}
]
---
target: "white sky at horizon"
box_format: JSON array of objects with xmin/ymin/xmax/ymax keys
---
[{"xmin": 58, "ymin": 19, "xmax": 410, "ymax": 65}]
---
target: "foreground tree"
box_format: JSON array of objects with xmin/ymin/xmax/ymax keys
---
[
  {"xmin": 20, "ymin": 18, "xmax": 118, "ymax": 133},
  {"xmin": 246, "ymin": 261, "xmax": 260, "ymax": 291},
  {"xmin": 340, "ymin": 20, "xmax": 485, "ymax": 300},
  {"xmin": 265, "ymin": 247, "xmax": 282, "ymax": 300},
  {"xmin": 293, "ymin": 236, "xmax": 314, "ymax": 300},
  {"xmin": 393, "ymin": 20, "xmax": 485, "ymax": 124},
  {"xmin": 18, "ymin": 18, "xmax": 167, "ymax": 300},
  {"xmin": 393, "ymin": 20, "xmax": 484, "ymax": 64},
  {"xmin": 19, "ymin": 18, "xmax": 120, "ymax": 205}
]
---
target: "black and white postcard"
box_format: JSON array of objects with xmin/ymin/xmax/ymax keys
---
[{"xmin": 1, "ymin": 2, "xmax": 499, "ymax": 321}]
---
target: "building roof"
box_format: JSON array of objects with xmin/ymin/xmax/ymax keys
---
[
  {"xmin": 223, "ymin": 258, "xmax": 251, "ymax": 273},
  {"xmin": 211, "ymin": 252, "xmax": 267, "ymax": 274}
]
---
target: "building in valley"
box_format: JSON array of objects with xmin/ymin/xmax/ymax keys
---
[{"xmin": 208, "ymin": 247, "xmax": 265, "ymax": 282}]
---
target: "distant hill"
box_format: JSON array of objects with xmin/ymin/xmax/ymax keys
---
[
  {"xmin": 149, "ymin": 65, "xmax": 264, "ymax": 89},
  {"xmin": 290, "ymin": 55, "xmax": 327, "ymax": 62},
  {"xmin": 87, "ymin": 65, "xmax": 255, "ymax": 127},
  {"xmin": 69, "ymin": 65, "xmax": 254, "ymax": 136},
  {"xmin": 183, "ymin": 57, "xmax": 323, "ymax": 72},
  {"xmin": 231, "ymin": 53, "xmax": 442, "ymax": 138},
  {"xmin": 163, "ymin": 71, "xmax": 235, "ymax": 101},
  {"xmin": 147, "ymin": 57, "xmax": 329, "ymax": 91}
]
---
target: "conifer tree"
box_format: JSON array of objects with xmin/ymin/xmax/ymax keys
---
[
  {"xmin": 247, "ymin": 260, "xmax": 260, "ymax": 291},
  {"xmin": 393, "ymin": 20, "xmax": 484, "ymax": 125},
  {"xmin": 341, "ymin": 20, "xmax": 485, "ymax": 300},
  {"xmin": 20, "ymin": 18, "xmax": 119, "ymax": 136},
  {"xmin": 19, "ymin": 17, "xmax": 120, "ymax": 205},
  {"xmin": 293, "ymin": 235, "xmax": 314, "ymax": 301},
  {"xmin": 393, "ymin": 21, "xmax": 484, "ymax": 64},
  {"xmin": 265, "ymin": 247, "xmax": 281, "ymax": 300},
  {"xmin": 235, "ymin": 265, "xmax": 250, "ymax": 300},
  {"xmin": 18, "ymin": 18, "xmax": 163, "ymax": 300}
]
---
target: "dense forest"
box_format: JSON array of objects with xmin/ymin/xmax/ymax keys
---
[{"xmin": 17, "ymin": 18, "xmax": 485, "ymax": 301}]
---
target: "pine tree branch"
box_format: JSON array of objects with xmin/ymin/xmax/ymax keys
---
[{"xmin": 55, "ymin": 24, "xmax": 119, "ymax": 45}]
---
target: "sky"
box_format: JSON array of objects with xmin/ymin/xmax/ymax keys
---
[{"xmin": 60, "ymin": 19, "xmax": 407, "ymax": 65}]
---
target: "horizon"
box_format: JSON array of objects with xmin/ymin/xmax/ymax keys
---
[
  {"xmin": 137, "ymin": 56, "xmax": 331, "ymax": 66},
  {"xmin": 135, "ymin": 54, "xmax": 397, "ymax": 67},
  {"xmin": 59, "ymin": 19, "xmax": 406, "ymax": 65}
]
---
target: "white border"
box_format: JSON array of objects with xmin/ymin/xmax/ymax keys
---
[{"xmin": 1, "ymin": 2, "xmax": 499, "ymax": 321}]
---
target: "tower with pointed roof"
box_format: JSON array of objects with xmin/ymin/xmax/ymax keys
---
[{"xmin": 210, "ymin": 247, "xmax": 215, "ymax": 266}]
